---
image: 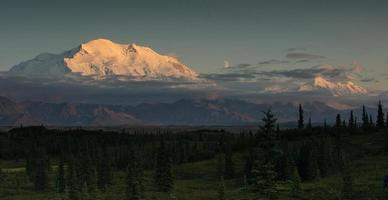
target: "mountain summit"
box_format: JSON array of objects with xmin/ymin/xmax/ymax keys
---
[
  {"xmin": 299, "ymin": 76, "xmax": 368, "ymax": 96},
  {"xmin": 9, "ymin": 39, "xmax": 198, "ymax": 80}
]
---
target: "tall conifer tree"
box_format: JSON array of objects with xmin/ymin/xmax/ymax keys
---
[
  {"xmin": 298, "ymin": 104, "xmax": 304, "ymax": 129},
  {"xmin": 377, "ymin": 101, "xmax": 385, "ymax": 128}
]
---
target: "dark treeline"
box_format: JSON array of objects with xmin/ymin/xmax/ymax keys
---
[{"xmin": 0, "ymin": 101, "xmax": 387, "ymax": 199}]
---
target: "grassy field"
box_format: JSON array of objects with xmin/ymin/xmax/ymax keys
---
[{"xmin": 1, "ymin": 132, "xmax": 388, "ymax": 200}]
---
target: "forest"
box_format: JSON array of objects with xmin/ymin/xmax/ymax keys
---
[{"xmin": 0, "ymin": 102, "xmax": 388, "ymax": 200}]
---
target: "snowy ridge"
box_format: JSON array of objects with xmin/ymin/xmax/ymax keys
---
[
  {"xmin": 299, "ymin": 76, "xmax": 368, "ymax": 96},
  {"xmin": 10, "ymin": 39, "xmax": 199, "ymax": 81}
]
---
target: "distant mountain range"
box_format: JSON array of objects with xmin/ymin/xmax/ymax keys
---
[{"xmin": 1, "ymin": 96, "xmax": 378, "ymax": 127}]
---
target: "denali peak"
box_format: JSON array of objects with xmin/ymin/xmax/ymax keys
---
[{"xmin": 9, "ymin": 39, "xmax": 199, "ymax": 81}]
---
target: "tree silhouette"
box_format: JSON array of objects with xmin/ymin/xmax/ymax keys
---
[
  {"xmin": 377, "ymin": 101, "xmax": 385, "ymax": 129},
  {"xmin": 298, "ymin": 104, "xmax": 304, "ymax": 129},
  {"xmin": 336, "ymin": 114, "xmax": 342, "ymax": 129},
  {"xmin": 348, "ymin": 110, "xmax": 354, "ymax": 129}
]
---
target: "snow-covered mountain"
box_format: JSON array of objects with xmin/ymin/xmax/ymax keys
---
[
  {"xmin": 299, "ymin": 76, "xmax": 368, "ymax": 96},
  {"xmin": 9, "ymin": 39, "xmax": 199, "ymax": 80}
]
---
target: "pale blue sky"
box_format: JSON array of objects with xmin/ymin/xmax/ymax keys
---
[{"xmin": 1, "ymin": 0, "xmax": 388, "ymax": 89}]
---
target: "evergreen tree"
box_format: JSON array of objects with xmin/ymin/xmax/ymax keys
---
[
  {"xmin": 56, "ymin": 156, "xmax": 66, "ymax": 193},
  {"xmin": 218, "ymin": 176, "xmax": 226, "ymax": 200},
  {"xmin": 307, "ymin": 117, "xmax": 312, "ymax": 129},
  {"xmin": 369, "ymin": 115, "xmax": 374, "ymax": 128},
  {"xmin": 217, "ymin": 152, "xmax": 225, "ymax": 178},
  {"xmin": 336, "ymin": 114, "xmax": 342, "ymax": 129},
  {"xmin": 97, "ymin": 146, "xmax": 112, "ymax": 191},
  {"xmin": 126, "ymin": 159, "xmax": 143, "ymax": 200},
  {"xmin": 297, "ymin": 142, "xmax": 318, "ymax": 181},
  {"xmin": 34, "ymin": 157, "xmax": 49, "ymax": 191},
  {"xmin": 0, "ymin": 167, "xmax": 5, "ymax": 183},
  {"xmin": 260, "ymin": 109, "xmax": 277, "ymax": 136},
  {"xmin": 224, "ymin": 143, "xmax": 235, "ymax": 179},
  {"xmin": 348, "ymin": 110, "xmax": 354, "ymax": 129},
  {"xmin": 341, "ymin": 153, "xmax": 353, "ymax": 200},
  {"xmin": 298, "ymin": 104, "xmax": 304, "ymax": 129},
  {"xmin": 154, "ymin": 140, "xmax": 173, "ymax": 192},
  {"xmin": 26, "ymin": 144, "xmax": 38, "ymax": 182},
  {"xmin": 277, "ymin": 140, "xmax": 294, "ymax": 181},
  {"xmin": 317, "ymin": 139, "xmax": 332, "ymax": 177},
  {"xmin": 342, "ymin": 120, "xmax": 347, "ymax": 129},
  {"xmin": 354, "ymin": 117, "xmax": 358, "ymax": 129},
  {"xmin": 251, "ymin": 109, "xmax": 279, "ymax": 200},
  {"xmin": 323, "ymin": 120, "xmax": 328, "ymax": 132},
  {"xmin": 362, "ymin": 105, "xmax": 369, "ymax": 130},
  {"xmin": 34, "ymin": 147, "xmax": 49, "ymax": 191},
  {"xmin": 386, "ymin": 112, "xmax": 388, "ymax": 128},
  {"xmin": 80, "ymin": 182, "xmax": 90, "ymax": 200},
  {"xmin": 251, "ymin": 160, "xmax": 278, "ymax": 200},
  {"xmin": 377, "ymin": 101, "xmax": 385, "ymax": 129},
  {"xmin": 86, "ymin": 168, "xmax": 97, "ymax": 199},
  {"xmin": 244, "ymin": 147, "xmax": 256, "ymax": 183},
  {"xmin": 385, "ymin": 134, "xmax": 388, "ymax": 154},
  {"xmin": 67, "ymin": 159, "xmax": 80, "ymax": 200},
  {"xmin": 290, "ymin": 168, "xmax": 302, "ymax": 198}
]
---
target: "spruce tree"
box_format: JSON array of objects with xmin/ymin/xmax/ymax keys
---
[
  {"xmin": 34, "ymin": 157, "xmax": 49, "ymax": 191},
  {"xmin": 291, "ymin": 168, "xmax": 302, "ymax": 198},
  {"xmin": 218, "ymin": 176, "xmax": 226, "ymax": 200},
  {"xmin": 362, "ymin": 105, "xmax": 369, "ymax": 130},
  {"xmin": 217, "ymin": 152, "xmax": 225, "ymax": 178},
  {"xmin": 317, "ymin": 139, "xmax": 331, "ymax": 177},
  {"xmin": 307, "ymin": 117, "xmax": 312, "ymax": 129},
  {"xmin": 298, "ymin": 104, "xmax": 304, "ymax": 129},
  {"xmin": 297, "ymin": 142, "xmax": 318, "ymax": 181},
  {"xmin": 385, "ymin": 134, "xmax": 388, "ymax": 154},
  {"xmin": 323, "ymin": 120, "xmax": 328, "ymax": 132},
  {"xmin": 386, "ymin": 112, "xmax": 388, "ymax": 128},
  {"xmin": 348, "ymin": 110, "xmax": 354, "ymax": 129},
  {"xmin": 154, "ymin": 140, "xmax": 173, "ymax": 192},
  {"xmin": 126, "ymin": 160, "xmax": 143, "ymax": 200},
  {"xmin": 244, "ymin": 147, "xmax": 255, "ymax": 183},
  {"xmin": 0, "ymin": 167, "xmax": 5, "ymax": 183},
  {"xmin": 251, "ymin": 160, "xmax": 278, "ymax": 200},
  {"xmin": 56, "ymin": 156, "xmax": 66, "ymax": 193},
  {"xmin": 336, "ymin": 114, "xmax": 342, "ymax": 129},
  {"xmin": 251, "ymin": 109, "xmax": 279, "ymax": 200},
  {"xmin": 34, "ymin": 147, "xmax": 49, "ymax": 192},
  {"xmin": 277, "ymin": 140, "xmax": 294, "ymax": 181},
  {"xmin": 354, "ymin": 117, "xmax": 358, "ymax": 128},
  {"xmin": 377, "ymin": 101, "xmax": 385, "ymax": 129},
  {"xmin": 223, "ymin": 143, "xmax": 235, "ymax": 179},
  {"xmin": 97, "ymin": 146, "xmax": 112, "ymax": 191},
  {"xmin": 67, "ymin": 159, "xmax": 80, "ymax": 200},
  {"xmin": 341, "ymin": 153, "xmax": 353, "ymax": 200},
  {"xmin": 342, "ymin": 120, "xmax": 347, "ymax": 129}
]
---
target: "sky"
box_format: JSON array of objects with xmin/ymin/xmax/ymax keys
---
[{"xmin": 0, "ymin": 0, "xmax": 388, "ymax": 94}]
